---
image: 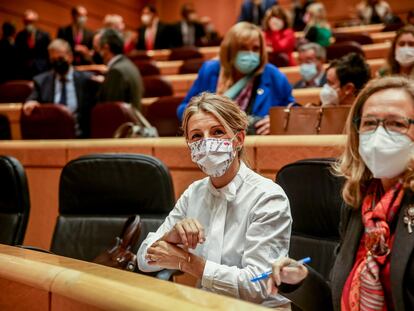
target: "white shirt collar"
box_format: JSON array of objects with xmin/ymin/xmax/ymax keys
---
[{"xmin": 207, "ymin": 162, "xmax": 248, "ymax": 202}]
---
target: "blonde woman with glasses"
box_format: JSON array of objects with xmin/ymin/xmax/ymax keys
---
[{"xmin": 266, "ymin": 76, "xmax": 414, "ymax": 311}]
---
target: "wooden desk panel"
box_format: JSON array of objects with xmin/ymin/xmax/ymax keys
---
[{"xmin": 0, "ymin": 245, "xmax": 269, "ymax": 311}]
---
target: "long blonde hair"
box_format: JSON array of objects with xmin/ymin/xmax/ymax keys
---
[
  {"xmin": 181, "ymin": 92, "xmax": 249, "ymax": 163},
  {"xmin": 217, "ymin": 22, "xmax": 267, "ymax": 94},
  {"xmin": 334, "ymin": 76, "xmax": 414, "ymax": 208}
]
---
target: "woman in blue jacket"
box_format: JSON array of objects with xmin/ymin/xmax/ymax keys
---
[{"xmin": 177, "ymin": 21, "xmax": 295, "ymax": 135}]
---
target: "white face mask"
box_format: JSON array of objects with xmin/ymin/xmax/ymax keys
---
[
  {"xmin": 320, "ymin": 83, "xmax": 339, "ymax": 106},
  {"xmin": 141, "ymin": 14, "xmax": 152, "ymax": 26},
  {"xmin": 269, "ymin": 17, "xmax": 284, "ymax": 31},
  {"xmin": 395, "ymin": 46, "xmax": 414, "ymax": 67},
  {"xmin": 300, "ymin": 63, "xmax": 318, "ymax": 82},
  {"xmin": 359, "ymin": 126, "xmax": 413, "ymax": 179},
  {"xmin": 189, "ymin": 137, "xmax": 237, "ymax": 177}
]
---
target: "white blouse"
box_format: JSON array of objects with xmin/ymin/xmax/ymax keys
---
[{"xmin": 137, "ymin": 162, "xmax": 292, "ymax": 307}]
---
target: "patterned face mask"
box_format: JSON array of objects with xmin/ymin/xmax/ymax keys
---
[{"xmin": 188, "ymin": 136, "xmax": 238, "ymax": 177}]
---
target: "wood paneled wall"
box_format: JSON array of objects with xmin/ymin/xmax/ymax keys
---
[{"xmin": 0, "ymin": 1, "xmax": 412, "ymax": 41}]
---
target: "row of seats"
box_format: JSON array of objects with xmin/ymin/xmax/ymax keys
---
[{"xmin": 0, "ymin": 154, "xmax": 343, "ymax": 292}]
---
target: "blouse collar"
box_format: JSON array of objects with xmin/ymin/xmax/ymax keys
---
[{"xmin": 207, "ymin": 162, "xmax": 248, "ymax": 202}]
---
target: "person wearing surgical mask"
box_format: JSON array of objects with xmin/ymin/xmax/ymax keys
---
[
  {"xmin": 262, "ymin": 5, "xmax": 296, "ymax": 66},
  {"xmin": 177, "ymin": 22, "xmax": 294, "ymax": 135},
  {"xmin": 320, "ymin": 52, "xmax": 371, "ymax": 107},
  {"xmin": 57, "ymin": 6, "xmax": 94, "ymax": 65},
  {"xmin": 170, "ymin": 3, "xmax": 206, "ymax": 48},
  {"xmin": 266, "ymin": 76, "xmax": 414, "ymax": 311},
  {"xmin": 136, "ymin": 5, "xmax": 171, "ymax": 50},
  {"xmin": 138, "ymin": 93, "xmax": 292, "ymax": 309},
  {"xmin": 15, "ymin": 9, "xmax": 51, "ymax": 79},
  {"xmin": 293, "ymin": 42, "xmax": 326, "ymax": 89},
  {"xmin": 380, "ymin": 25, "xmax": 414, "ymax": 80}
]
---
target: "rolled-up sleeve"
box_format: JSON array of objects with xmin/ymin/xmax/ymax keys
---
[
  {"xmin": 201, "ymin": 192, "xmax": 292, "ymax": 303},
  {"xmin": 137, "ymin": 187, "xmax": 190, "ymax": 272}
]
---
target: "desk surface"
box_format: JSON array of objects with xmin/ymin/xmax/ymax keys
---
[{"xmin": 0, "ymin": 244, "xmax": 269, "ymax": 311}]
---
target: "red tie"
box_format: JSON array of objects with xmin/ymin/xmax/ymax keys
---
[
  {"xmin": 145, "ymin": 27, "xmax": 154, "ymax": 50},
  {"xmin": 74, "ymin": 30, "xmax": 83, "ymax": 45},
  {"xmin": 27, "ymin": 32, "xmax": 35, "ymax": 49}
]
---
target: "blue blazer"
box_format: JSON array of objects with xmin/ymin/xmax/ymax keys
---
[
  {"xmin": 238, "ymin": 0, "xmax": 277, "ymax": 23},
  {"xmin": 177, "ymin": 59, "xmax": 295, "ymax": 120}
]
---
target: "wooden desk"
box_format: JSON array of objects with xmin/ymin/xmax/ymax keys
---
[
  {"xmin": 332, "ymin": 23, "xmax": 384, "ymax": 34},
  {"xmin": 0, "ymin": 103, "xmax": 22, "ymax": 140},
  {"xmin": 0, "ymin": 137, "xmax": 345, "ymax": 248},
  {"xmin": 0, "ymin": 244, "xmax": 269, "ymax": 311},
  {"xmin": 371, "ymin": 31, "xmax": 396, "ymax": 43},
  {"xmin": 148, "ymin": 46, "xmax": 219, "ymax": 61}
]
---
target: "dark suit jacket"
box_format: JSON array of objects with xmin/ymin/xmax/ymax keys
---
[
  {"xmin": 293, "ymin": 72, "xmax": 327, "ymax": 89},
  {"xmin": 238, "ymin": 0, "xmax": 277, "ymax": 25},
  {"xmin": 15, "ymin": 28, "xmax": 51, "ymax": 79},
  {"xmin": 26, "ymin": 69, "xmax": 97, "ymax": 137},
  {"xmin": 57, "ymin": 25, "xmax": 94, "ymax": 65},
  {"xmin": 136, "ymin": 22, "xmax": 171, "ymax": 50},
  {"xmin": 282, "ymin": 190, "xmax": 414, "ymax": 311},
  {"xmin": 169, "ymin": 21, "xmax": 205, "ymax": 48},
  {"xmin": 0, "ymin": 38, "xmax": 17, "ymax": 83},
  {"xmin": 98, "ymin": 55, "xmax": 143, "ymax": 110}
]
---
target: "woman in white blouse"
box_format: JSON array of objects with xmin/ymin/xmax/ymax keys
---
[{"xmin": 137, "ymin": 92, "xmax": 292, "ymax": 309}]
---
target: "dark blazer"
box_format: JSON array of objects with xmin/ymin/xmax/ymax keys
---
[
  {"xmin": 57, "ymin": 25, "xmax": 94, "ymax": 65},
  {"xmin": 0, "ymin": 38, "xmax": 17, "ymax": 83},
  {"xmin": 136, "ymin": 22, "xmax": 172, "ymax": 50},
  {"xmin": 26, "ymin": 69, "xmax": 97, "ymax": 138},
  {"xmin": 169, "ymin": 21, "xmax": 205, "ymax": 48},
  {"xmin": 98, "ymin": 55, "xmax": 143, "ymax": 110},
  {"xmin": 238, "ymin": 0, "xmax": 277, "ymax": 25},
  {"xmin": 15, "ymin": 28, "xmax": 51, "ymax": 79},
  {"xmin": 282, "ymin": 190, "xmax": 414, "ymax": 311},
  {"xmin": 293, "ymin": 72, "xmax": 327, "ymax": 89}
]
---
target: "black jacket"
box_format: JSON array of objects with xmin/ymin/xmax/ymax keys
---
[
  {"xmin": 57, "ymin": 25, "xmax": 94, "ymax": 65},
  {"xmin": 136, "ymin": 22, "xmax": 172, "ymax": 50},
  {"xmin": 169, "ymin": 21, "xmax": 205, "ymax": 48},
  {"xmin": 26, "ymin": 69, "xmax": 97, "ymax": 137}
]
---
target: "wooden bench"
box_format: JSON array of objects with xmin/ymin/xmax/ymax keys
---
[{"xmin": 0, "ymin": 103, "xmax": 22, "ymax": 140}]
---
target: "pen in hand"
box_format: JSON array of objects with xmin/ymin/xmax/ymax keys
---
[{"xmin": 250, "ymin": 257, "xmax": 311, "ymax": 282}]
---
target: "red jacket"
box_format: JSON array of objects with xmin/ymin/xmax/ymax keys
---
[{"xmin": 264, "ymin": 28, "xmax": 296, "ymax": 66}]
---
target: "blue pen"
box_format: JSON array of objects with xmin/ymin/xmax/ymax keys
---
[{"xmin": 250, "ymin": 257, "xmax": 311, "ymax": 282}]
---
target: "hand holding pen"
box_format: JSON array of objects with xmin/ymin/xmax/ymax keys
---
[{"xmin": 250, "ymin": 257, "xmax": 311, "ymax": 295}]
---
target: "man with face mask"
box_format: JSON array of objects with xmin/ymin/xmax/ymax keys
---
[
  {"xmin": 15, "ymin": 10, "xmax": 51, "ymax": 79},
  {"xmin": 170, "ymin": 3, "xmax": 206, "ymax": 48},
  {"xmin": 136, "ymin": 5, "xmax": 171, "ymax": 50},
  {"xmin": 293, "ymin": 43, "xmax": 326, "ymax": 89},
  {"xmin": 23, "ymin": 39, "xmax": 97, "ymax": 137},
  {"xmin": 57, "ymin": 6, "xmax": 94, "ymax": 65},
  {"xmin": 319, "ymin": 53, "xmax": 371, "ymax": 107}
]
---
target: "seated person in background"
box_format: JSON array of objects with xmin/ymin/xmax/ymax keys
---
[
  {"xmin": 408, "ymin": 10, "xmax": 414, "ymax": 27},
  {"xmin": 97, "ymin": 29, "xmax": 143, "ymax": 110},
  {"xmin": 0, "ymin": 22, "xmax": 17, "ymax": 83},
  {"xmin": 262, "ymin": 5, "xmax": 296, "ymax": 66},
  {"xmin": 303, "ymin": 3, "xmax": 332, "ymax": 47},
  {"xmin": 293, "ymin": 43, "xmax": 326, "ymax": 89},
  {"xmin": 57, "ymin": 6, "xmax": 94, "ymax": 65},
  {"xmin": 177, "ymin": 22, "xmax": 295, "ymax": 135},
  {"xmin": 15, "ymin": 10, "xmax": 51, "ymax": 79},
  {"xmin": 238, "ymin": 0, "xmax": 277, "ymax": 26},
  {"xmin": 380, "ymin": 25, "xmax": 414, "ymax": 80},
  {"xmin": 103, "ymin": 14, "xmax": 137, "ymax": 54},
  {"xmin": 136, "ymin": 5, "xmax": 171, "ymax": 50},
  {"xmin": 23, "ymin": 39, "xmax": 95, "ymax": 137},
  {"xmin": 138, "ymin": 92, "xmax": 292, "ymax": 310},
  {"xmin": 320, "ymin": 52, "xmax": 371, "ymax": 106},
  {"xmin": 356, "ymin": 0, "xmax": 391, "ymax": 24},
  {"xmin": 170, "ymin": 3, "xmax": 205, "ymax": 48},
  {"xmin": 200, "ymin": 16, "xmax": 221, "ymax": 46},
  {"xmin": 268, "ymin": 76, "xmax": 414, "ymax": 311},
  {"xmin": 292, "ymin": 0, "xmax": 315, "ymax": 31}
]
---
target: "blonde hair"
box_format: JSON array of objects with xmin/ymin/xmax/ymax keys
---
[
  {"xmin": 217, "ymin": 22, "xmax": 267, "ymax": 94},
  {"xmin": 182, "ymin": 92, "xmax": 249, "ymax": 163},
  {"xmin": 333, "ymin": 76, "xmax": 414, "ymax": 208},
  {"xmin": 305, "ymin": 3, "xmax": 330, "ymax": 29}
]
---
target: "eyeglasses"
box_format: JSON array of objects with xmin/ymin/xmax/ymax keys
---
[{"xmin": 353, "ymin": 116, "xmax": 414, "ymax": 134}]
